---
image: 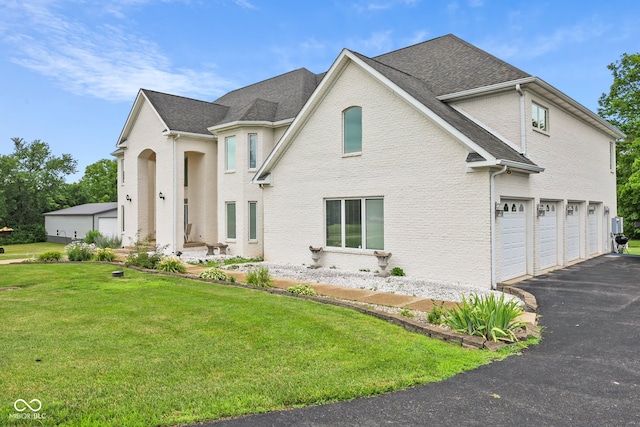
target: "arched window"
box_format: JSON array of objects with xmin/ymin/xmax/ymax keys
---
[{"xmin": 343, "ymin": 107, "xmax": 362, "ymax": 154}]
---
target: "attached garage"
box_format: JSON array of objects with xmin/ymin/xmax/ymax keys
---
[
  {"xmin": 501, "ymin": 200, "xmax": 527, "ymax": 281},
  {"xmin": 539, "ymin": 201, "xmax": 558, "ymax": 270},
  {"xmin": 566, "ymin": 202, "xmax": 582, "ymax": 262},
  {"xmin": 44, "ymin": 203, "xmax": 118, "ymax": 243}
]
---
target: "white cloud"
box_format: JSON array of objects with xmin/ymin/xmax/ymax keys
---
[
  {"xmin": 348, "ymin": 30, "xmax": 395, "ymax": 55},
  {"xmin": 353, "ymin": 0, "xmax": 420, "ymax": 13},
  {"xmin": 479, "ymin": 21, "xmax": 609, "ymax": 61},
  {"xmin": 1, "ymin": 1, "xmax": 234, "ymax": 102}
]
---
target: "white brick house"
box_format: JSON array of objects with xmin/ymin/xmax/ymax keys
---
[{"xmin": 114, "ymin": 34, "xmax": 623, "ymax": 289}]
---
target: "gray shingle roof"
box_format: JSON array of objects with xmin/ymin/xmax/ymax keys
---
[
  {"xmin": 212, "ymin": 68, "xmax": 321, "ymax": 124},
  {"xmin": 44, "ymin": 203, "xmax": 118, "ymax": 216},
  {"xmin": 352, "ymin": 51, "xmax": 537, "ymax": 166},
  {"xmin": 142, "ymin": 90, "xmax": 229, "ymax": 135},
  {"xmin": 374, "ymin": 34, "xmax": 531, "ymax": 96}
]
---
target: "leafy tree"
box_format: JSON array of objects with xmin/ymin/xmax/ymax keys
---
[
  {"xmin": 78, "ymin": 159, "xmax": 117, "ymax": 203},
  {"xmin": 598, "ymin": 53, "xmax": 640, "ymax": 236},
  {"xmin": 0, "ymin": 138, "xmax": 77, "ymax": 240}
]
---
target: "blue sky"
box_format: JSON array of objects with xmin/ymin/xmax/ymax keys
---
[{"xmin": 1, "ymin": 0, "xmax": 639, "ymax": 181}]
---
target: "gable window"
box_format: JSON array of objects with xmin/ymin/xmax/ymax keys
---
[
  {"xmin": 249, "ymin": 201, "xmax": 257, "ymax": 241},
  {"xmin": 610, "ymin": 141, "xmax": 615, "ymax": 172},
  {"xmin": 343, "ymin": 107, "xmax": 362, "ymax": 154},
  {"xmin": 226, "ymin": 202, "xmax": 236, "ymax": 240},
  {"xmin": 225, "ymin": 136, "xmax": 236, "ymax": 171},
  {"xmin": 325, "ymin": 198, "xmax": 384, "ymax": 250},
  {"xmin": 120, "ymin": 159, "xmax": 125, "ymax": 184},
  {"xmin": 248, "ymin": 134, "xmax": 257, "ymax": 170},
  {"xmin": 532, "ymin": 102, "xmax": 548, "ymax": 132}
]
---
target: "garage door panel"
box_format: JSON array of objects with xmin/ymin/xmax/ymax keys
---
[
  {"xmin": 539, "ymin": 202, "xmax": 558, "ymax": 270},
  {"xmin": 567, "ymin": 203, "xmax": 580, "ymax": 261},
  {"xmin": 502, "ymin": 201, "xmax": 526, "ymax": 281}
]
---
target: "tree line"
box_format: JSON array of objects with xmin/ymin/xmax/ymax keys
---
[{"xmin": 0, "ymin": 137, "xmax": 116, "ymax": 243}]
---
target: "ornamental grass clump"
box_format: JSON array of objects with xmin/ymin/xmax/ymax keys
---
[
  {"xmin": 444, "ymin": 293, "xmax": 525, "ymax": 343},
  {"xmin": 37, "ymin": 251, "xmax": 63, "ymax": 262},
  {"xmin": 156, "ymin": 256, "xmax": 187, "ymax": 273},
  {"xmin": 198, "ymin": 267, "xmax": 228, "ymax": 281},
  {"xmin": 94, "ymin": 248, "xmax": 117, "ymax": 262},
  {"xmin": 287, "ymin": 283, "xmax": 317, "ymax": 296},
  {"xmin": 245, "ymin": 266, "xmax": 272, "ymax": 288}
]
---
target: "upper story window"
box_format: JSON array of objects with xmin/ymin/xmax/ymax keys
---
[
  {"xmin": 343, "ymin": 107, "xmax": 362, "ymax": 154},
  {"xmin": 532, "ymin": 102, "xmax": 548, "ymax": 132},
  {"xmin": 225, "ymin": 136, "xmax": 236, "ymax": 171},
  {"xmin": 610, "ymin": 141, "xmax": 616, "ymax": 172},
  {"xmin": 248, "ymin": 133, "xmax": 257, "ymax": 170},
  {"xmin": 120, "ymin": 159, "xmax": 125, "ymax": 184}
]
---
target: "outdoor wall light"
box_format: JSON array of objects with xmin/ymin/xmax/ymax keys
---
[
  {"xmin": 604, "ymin": 206, "xmax": 610, "ymax": 215},
  {"xmin": 159, "ymin": 192, "xmax": 165, "ymax": 200},
  {"xmin": 126, "ymin": 194, "xmax": 132, "ymax": 202},
  {"xmin": 494, "ymin": 202, "xmax": 504, "ymax": 218},
  {"xmin": 567, "ymin": 205, "xmax": 575, "ymax": 216},
  {"xmin": 536, "ymin": 204, "xmax": 546, "ymax": 217}
]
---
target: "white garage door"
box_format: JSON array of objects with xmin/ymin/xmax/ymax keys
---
[
  {"xmin": 588, "ymin": 205, "xmax": 599, "ymax": 255},
  {"xmin": 98, "ymin": 217, "xmax": 118, "ymax": 238},
  {"xmin": 567, "ymin": 203, "xmax": 581, "ymax": 261},
  {"xmin": 501, "ymin": 201, "xmax": 527, "ymax": 281},
  {"xmin": 539, "ymin": 202, "xmax": 558, "ymax": 270}
]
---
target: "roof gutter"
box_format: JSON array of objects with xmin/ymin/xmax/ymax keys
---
[{"xmin": 490, "ymin": 165, "xmax": 508, "ymax": 290}]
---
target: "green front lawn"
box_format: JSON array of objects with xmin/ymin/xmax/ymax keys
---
[
  {"xmin": 0, "ymin": 242, "xmax": 66, "ymax": 261},
  {"xmin": 627, "ymin": 239, "xmax": 640, "ymax": 255},
  {"xmin": 0, "ymin": 263, "xmax": 511, "ymax": 426}
]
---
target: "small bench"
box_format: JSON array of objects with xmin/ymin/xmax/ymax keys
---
[{"xmin": 206, "ymin": 243, "xmax": 229, "ymax": 256}]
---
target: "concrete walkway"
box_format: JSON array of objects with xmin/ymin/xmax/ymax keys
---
[{"xmin": 198, "ymin": 254, "xmax": 640, "ymax": 426}]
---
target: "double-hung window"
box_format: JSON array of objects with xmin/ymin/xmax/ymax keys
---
[
  {"xmin": 343, "ymin": 107, "xmax": 362, "ymax": 154},
  {"xmin": 532, "ymin": 102, "xmax": 548, "ymax": 132},
  {"xmin": 248, "ymin": 134, "xmax": 257, "ymax": 170},
  {"xmin": 226, "ymin": 202, "xmax": 236, "ymax": 240},
  {"xmin": 326, "ymin": 198, "xmax": 384, "ymax": 250},
  {"xmin": 248, "ymin": 201, "xmax": 257, "ymax": 241},
  {"xmin": 225, "ymin": 136, "xmax": 236, "ymax": 171}
]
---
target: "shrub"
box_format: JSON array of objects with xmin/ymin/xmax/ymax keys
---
[
  {"xmin": 198, "ymin": 267, "xmax": 228, "ymax": 281},
  {"xmin": 287, "ymin": 284, "xmax": 317, "ymax": 296},
  {"xmin": 95, "ymin": 234, "xmax": 122, "ymax": 249},
  {"xmin": 84, "ymin": 230, "xmax": 103, "ymax": 244},
  {"xmin": 65, "ymin": 241, "xmax": 95, "ymax": 261},
  {"xmin": 391, "ymin": 267, "xmax": 405, "ymax": 276},
  {"xmin": 37, "ymin": 251, "xmax": 63, "ymax": 262},
  {"xmin": 444, "ymin": 293, "xmax": 525, "ymax": 342},
  {"xmin": 125, "ymin": 251, "xmax": 162, "ymax": 270},
  {"xmin": 94, "ymin": 248, "xmax": 117, "ymax": 262},
  {"xmin": 157, "ymin": 256, "xmax": 187, "ymax": 273},
  {"xmin": 222, "ymin": 256, "xmax": 264, "ymax": 266},
  {"xmin": 427, "ymin": 300, "xmax": 446, "ymax": 325},
  {"xmin": 245, "ymin": 266, "xmax": 272, "ymax": 288},
  {"xmin": 0, "ymin": 224, "xmax": 46, "ymax": 244},
  {"xmin": 398, "ymin": 308, "xmax": 414, "ymax": 318}
]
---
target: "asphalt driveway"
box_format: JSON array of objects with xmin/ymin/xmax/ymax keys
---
[{"xmin": 204, "ymin": 255, "xmax": 640, "ymax": 426}]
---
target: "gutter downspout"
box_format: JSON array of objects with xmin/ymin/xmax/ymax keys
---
[
  {"xmin": 173, "ymin": 134, "xmax": 180, "ymax": 254},
  {"xmin": 490, "ymin": 165, "xmax": 508, "ymax": 290},
  {"xmin": 516, "ymin": 84, "xmax": 527, "ymax": 156}
]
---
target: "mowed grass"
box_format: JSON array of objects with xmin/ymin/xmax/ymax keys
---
[
  {"xmin": 1, "ymin": 264, "xmax": 505, "ymax": 426},
  {"xmin": 0, "ymin": 242, "xmax": 66, "ymax": 261},
  {"xmin": 627, "ymin": 239, "xmax": 640, "ymax": 255}
]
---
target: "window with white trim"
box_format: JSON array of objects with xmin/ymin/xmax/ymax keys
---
[
  {"xmin": 249, "ymin": 201, "xmax": 257, "ymax": 241},
  {"xmin": 532, "ymin": 102, "xmax": 548, "ymax": 132},
  {"xmin": 610, "ymin": 141, "xmax": 615, "ymax": 172},
  {"xmin": 343, "ymin": 107, "xmax": 362, "ymax": 154},
  {"xmin": 225, "ymin": 136, "xmax": 236, "ymax": 171},
  {"xmin": 226, "ymin": 202, "xmax": 236, "ymax": 240},
  {"xmin": 248, "ymin": 133, "xmax": 257, "ymax": 170},
  {"xmin": 326, "ymin": 198, "xmax": 383, "ymax": 249}
]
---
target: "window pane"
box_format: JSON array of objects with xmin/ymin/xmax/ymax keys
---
[
  {"xmin": 345, "ymin": 199, "xmax": 362, "ymax": 248},
  {"xmin": 184, "ymin": 157, "xmax": 188, "ymax": 187},
  {"xmin": 344, "ymin": 107, "xmax": 362, "ymax": 153},
  {"xmin": 249, "ymin": 202, "xmax": 257, "ymax": 240},
  {"xmin": 539, "ymin": 107, "xmax": 547, "ymax": 131},
  {"xmin": 365, "ymin": 199, "xmax": 384, "ymax": 250},
  {"xmin": 226, "ymin": 202, "xmax": 236, "ymax": 239},
  {"xmin": 326, "ymin": 200, "xmax": 342, "ymax": 247},
  {"xmin": 249, "ymin": 134, "xmax": 257, "ymax": 169},
  {"xmin": 531, "ymin": 104, "xmax": 539, "ymax": 128},
  {"xmin": 226, "ymin": 136, "xmax": 236, "ymax": 170}
]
